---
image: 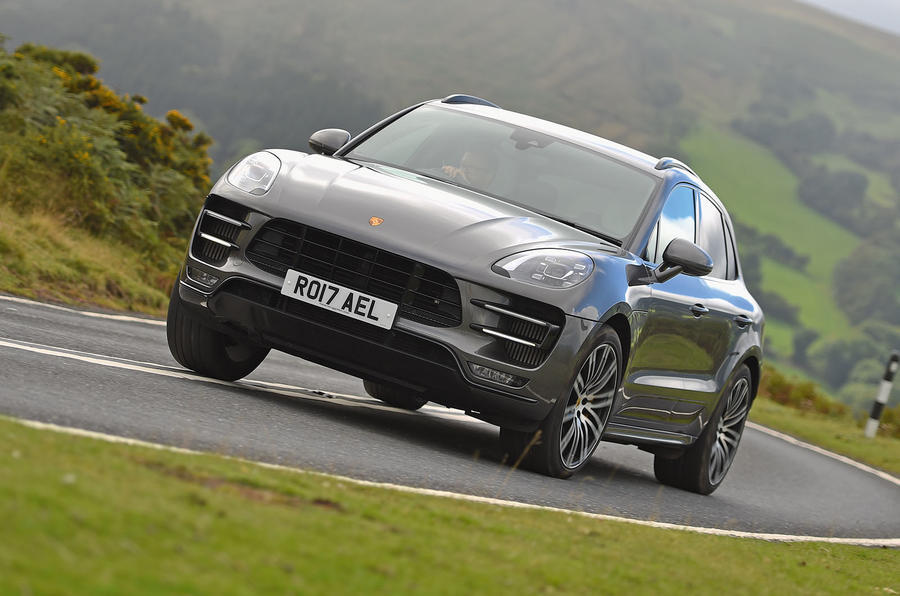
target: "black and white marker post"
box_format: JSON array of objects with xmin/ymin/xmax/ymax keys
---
[{"xmin": 864, "ymin": 351, "xmax": 899, "ymax": 439}]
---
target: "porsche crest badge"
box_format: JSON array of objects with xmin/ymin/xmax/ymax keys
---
[{"xmin": 369, "ymin": 217, "xmax": 384, "ymax": 226}]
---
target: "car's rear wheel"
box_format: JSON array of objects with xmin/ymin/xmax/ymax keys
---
[
  {"xmin": 654, "ymin": 364, "xmax": 751, "ymax": 495},
  {"xmin": 502, "ymin": 326, "xmax": 621, "ymax": 478},
  {"xmin": 363, "ymin": 380, "xmax": 428, "ymax": 411},
  {"xmin": 167, "ymin": 281, "xmax": 269, "ymax": 382}
]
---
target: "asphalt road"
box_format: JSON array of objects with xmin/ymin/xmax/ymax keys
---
[{"xmin": 1, "ymin": 295, "xmax": 897, "ymax": 540}]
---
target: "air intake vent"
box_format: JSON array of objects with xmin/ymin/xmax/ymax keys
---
[
  {"xmin": 501, "ymin": 317, "xmax": 549, "ymax": 367},
  {"xmin": 471, "ymin": 299, "xmax": 563, "ymax": 368},
  {"xmin": 245, "ymin": 219, "xmax": 462, "ymax": 327},
  {"xmin": 192, "ymin": 209, "xmax": 248, "ymax": 266}
]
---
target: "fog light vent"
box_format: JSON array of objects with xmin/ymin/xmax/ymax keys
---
[
  {"xmin": 186, "ymin": 266, "xmax": 219, "ymax": 288},
  {"xmin": 468, "ymin": 362, "xmax": 528, "ymax": 388}
]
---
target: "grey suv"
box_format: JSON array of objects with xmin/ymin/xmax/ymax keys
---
[{"xmin": 167, "ymin": 95, "xmax": 764, "ymax": 494}]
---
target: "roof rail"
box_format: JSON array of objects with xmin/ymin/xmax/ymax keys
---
[
  {"xmin": 655, "ymin": 157, "xmax": 697, "ymax": 177},
  {"xmin": 441, "ymin": 94, "xmax": 500, "ymax": 108}
]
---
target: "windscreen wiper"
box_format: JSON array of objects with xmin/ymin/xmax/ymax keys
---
[
  {"xmin": 344, "ymin": 158, "xmax": 463, "ymax": 188},
  {"xmin": 538, "ymin": 213, "xmax": 621, "ymax": 246}
]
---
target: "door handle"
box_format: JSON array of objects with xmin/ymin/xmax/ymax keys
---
[
  {"xmin": 690, "ymin": 304, "xmax": 709, "ymax": 317},
  {"xmin": 734, "ymin": 314, "xmax": 752, "ymax": 328}
]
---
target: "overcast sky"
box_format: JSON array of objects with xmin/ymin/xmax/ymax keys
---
[{"xmin": 798, "ymin": 0, "xmax": 900, "ymax": 36}]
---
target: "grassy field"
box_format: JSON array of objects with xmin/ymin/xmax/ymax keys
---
[
  {"xmin": 0, "ymin": 203, "xmax": 171, "ymax": 316},
  {"xmin": 804, "ymin": 87, "xmax": 900, "ymax": 138},
  {"xmin": 809, "ymin": 152, "xmax": 897, "ymax": 208},
  {"xmin": 749, "ymin": 397, "xmax": 900, "ymax": 476},
  {"xmin": 761, "ymin": 317, "xmax": 794, "ymax": 360},
  {"xmin": 682, "ymin": 126, "xmax": 859, "ymax": 283},
  {"xmin": 1, "ymin": 416, "xmax": 897, "ymax": 595},
  {"xmin": 759, "ymin": 258, "xmax": 853, "ymax": 344}
]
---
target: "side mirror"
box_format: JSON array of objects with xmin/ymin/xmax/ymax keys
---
[
  {"xmin": 309, "ymin": 128, "xmax": 351, "ymax": 156},
  {"xmin": 627, "ymin": 238, "xmax": 713, "ymax": 286},
  {"xmin": 662, "ymin": 238, "xmax": 713, "ymax": 277}
]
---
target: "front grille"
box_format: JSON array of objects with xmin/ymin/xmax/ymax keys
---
[
  {"xmin": 215, "ymin": 279, "xmax": 461, "ymax": 369},
  {"xmin": 218, "ymin": 278, "xmax": 391, "ymax": 342},
  {"xmin": 245, "ymin": 219, "xmax": 462, "ymax": 327}
]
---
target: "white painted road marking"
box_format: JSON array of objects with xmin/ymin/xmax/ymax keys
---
[
  {"xmin": 0, "ymin": 337, "xmax": 472, "ymax": 424},
  {"xmin": 0, "ymin": 294, "xmax": 166, "ymax": 326},
  {"xmin": 746, "ymin": 422, "xmax": 899, "ymax": 487},
  {"xmin": 6, "ymin": 416, "xmax": 898, "ymax": 547}
]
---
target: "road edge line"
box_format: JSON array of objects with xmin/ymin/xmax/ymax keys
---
[
  {"xmin": 0, "ymin": 294, "xmax": 165, "ymax": 326},
  {"xmin": 745, "ymin": 421, "xmax": 899, "ymax": 487},
  {"xmin": 7, "ymin": 415, "xmax": 898, "ymax": 548}
]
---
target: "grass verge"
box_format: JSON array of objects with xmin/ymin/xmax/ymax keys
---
[
  {"xmin": 749, "ymin": 397, "xmax": 900, "ymax": 476},
  {"xmin": 0, "ymin": 203, "xmax": 172, "ymax": 316},
  {"xmin": 1, "ymin": 416, "xmax": 898, "ymax": 595}
]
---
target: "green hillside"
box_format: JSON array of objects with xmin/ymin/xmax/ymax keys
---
[
  {"xmin": 681, "ymin": 125, "xmax": 859, "ymax": 355},
  {"xmin": 0, "ymin": 0, "xmax": 898, "ymax": 406},
  {"xmin": 0, "ymin": 40, "xmax": 211, "ymax": 313}
]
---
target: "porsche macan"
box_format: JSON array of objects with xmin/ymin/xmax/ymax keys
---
[{"xmin": 167, "ymin": 95, "xmax": 764, "ymax": 494}]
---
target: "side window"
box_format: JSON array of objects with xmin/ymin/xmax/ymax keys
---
[
  {"xmin": 724, "ymin": 217, "xmax": 738, "ymax": 280},
  {"xmin": 648, "ymin": 185, "xmax": 696, "ymax": 264},
  {"xmin": 697, "ymin": 194, "xmax": 728, "ymax": 279}
]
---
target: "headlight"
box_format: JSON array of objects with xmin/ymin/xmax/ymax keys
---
[
  {"xmin": 226, "ymin": 151, "xmax": 281, "ymax": 195},
  {"xmin": 492, "ymin": 249, "xmax": 594, "ymax": 288}
]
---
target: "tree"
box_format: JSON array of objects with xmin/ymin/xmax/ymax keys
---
[
  {"xmin": 792, "ymin": 328, "xmax": 819, "ymax": 367},
  {"xmin": 834, "ymin": 230, "xmax": 900, "ymax": 326}
]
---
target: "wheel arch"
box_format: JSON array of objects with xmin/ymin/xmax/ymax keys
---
[
  {"xmin": 741, "ymin": 354, "xmax": 761, "ymax": 403},
  {"xmin": 603, "ymin": 312, "xmax": 632, "ymax": 374}
]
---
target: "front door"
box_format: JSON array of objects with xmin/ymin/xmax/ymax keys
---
[{"xmin": 618, "ymin": 185, "xmax": 736, "ymax": 435}]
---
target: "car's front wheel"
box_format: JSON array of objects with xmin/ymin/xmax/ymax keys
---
[
  {"xmin": 653, "ymin": 364, "xmax": 752, "ymax": 495},
  {"xmin": 166, "ymin": 281, "xmax": 269, "ymax": 382},
  {"xmin": 502, "ymin": 326, "xmax": 621, "ymax": 478}
]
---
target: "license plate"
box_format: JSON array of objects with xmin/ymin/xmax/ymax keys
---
[{"xmin": 280, "ymin": 269, "xmax": 398, "ymax": 330}]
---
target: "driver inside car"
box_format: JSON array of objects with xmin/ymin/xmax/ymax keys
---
[{"xmin": 441, "ymin": 146, "xmax": 499, "ymax": 188}]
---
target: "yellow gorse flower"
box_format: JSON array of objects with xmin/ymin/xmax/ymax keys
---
[{"xmin": 51, "ymin": 66, "xmax": 71, "ymax": 82}]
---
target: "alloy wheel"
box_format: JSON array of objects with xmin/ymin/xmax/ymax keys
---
[
  {"xmin": 709, "ymin": 376, "xmax": 750, "ymax": 485},
  {"xmin": 560, "ymin": 343, "xmax": 618, "ymax": 469}
]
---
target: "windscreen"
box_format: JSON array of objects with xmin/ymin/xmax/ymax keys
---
[{"xmin": 346, "ymin": 105, "xmax": 659, "ymax": 241}]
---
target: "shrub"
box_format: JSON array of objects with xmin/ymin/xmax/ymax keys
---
[
  {"xmin": 759, "ymin": 366, "xmax": 847, "ymax": 416},
  {"xmin": 0, "ymin": 42, "xmax": 212, "ymax": 288}
]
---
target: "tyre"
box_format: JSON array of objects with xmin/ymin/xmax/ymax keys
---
[
  {"xmin": 363, "ymin": 380, "xmax": 428, "ymax": 411},
  {"xmin": 503, "ymin": 325, "xmax": 622, "ymax": 478},
  {"xmin": 166, "ymin": 280, "xmax": 269, "ymax": 382},
  {"xmin": 654, "ymin": 364, "xmax": 752, "ymax": 495}
]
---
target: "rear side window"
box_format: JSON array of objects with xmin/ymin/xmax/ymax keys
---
[
  {"xmin": 647, "ymin": 185, "xmax": 695, "ymax": 264},
  {"xmin": 724, "ymin": 221, "xmax": 738, "ymax": 279},
  {"xmin": 697, "ymin": 194, "xmax": 728, "ymax": 279}
]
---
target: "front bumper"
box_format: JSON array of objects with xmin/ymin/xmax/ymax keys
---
[{"xmin": 177, "ymin": 275, "xmax": 596, "ymax": 430}]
